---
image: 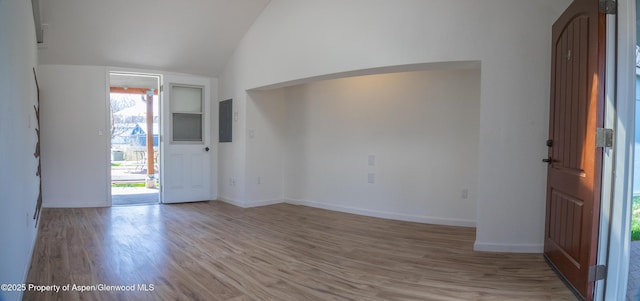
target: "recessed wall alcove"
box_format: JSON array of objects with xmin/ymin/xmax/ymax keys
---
[{"xmin": 242, "ymin": 61, "xmax": 481, "ymax": 227}]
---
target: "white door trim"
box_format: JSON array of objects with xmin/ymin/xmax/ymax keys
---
[{"xmin": 602, "ymin": 0, "xmax": 635, "ymax": 299}]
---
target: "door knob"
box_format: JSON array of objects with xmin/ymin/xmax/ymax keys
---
[
  {"xmin": 542, "ymin": 157, "xmax": 552, "ymax": 164},
  {"xmin": 204, "ymin": 147, "xmax": 210, "ymax": 152}
]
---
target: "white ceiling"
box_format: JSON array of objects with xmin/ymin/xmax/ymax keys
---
[{"xmin": 37, "ymin": 0, "xmax": 271, "ymax": 77}]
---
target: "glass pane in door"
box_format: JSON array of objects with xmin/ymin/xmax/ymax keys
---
[
  {"xmin": 172, "ymin": 113, "xmax": 202, "ymax": 142},
  {"xmin": 171, "ymin": 85, "xmax": 203, "ymax": 143},
  {"xmin": 171, "ymin": 85, "xmax": 202, "ymax": 113}
]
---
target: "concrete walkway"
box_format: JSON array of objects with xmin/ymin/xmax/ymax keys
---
[
  {"xmin": 111, "ymin": 164, "xmax": 159, "ymax": 206},
  {"xmin": 111, "ymin": 165, "xmax": 156, "ymax": 183},
  {"xmin": 112, "ymin": 187, "xmax": 159, "ymax": 206}
]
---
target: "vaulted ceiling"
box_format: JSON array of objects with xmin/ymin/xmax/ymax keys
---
[{"xmin": 37, "ymin": 0, "xmax": 271, "ymax": 77}]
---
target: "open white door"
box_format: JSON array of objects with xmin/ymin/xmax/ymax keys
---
[{"xmin": 162, "ymin": 75, "xmax": 212, "ymax": 203}]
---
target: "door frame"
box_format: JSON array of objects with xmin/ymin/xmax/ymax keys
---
[
  {"xmin": 595, "ymin": 9, "xmax": 617, "ymax": 301},
  {"xmin": 601, "ymin": 0, "xmax": 635, "ymax": 299},
  {"xmin": 105, "ymin": 69, "xmax": 164, "ymax": 205}
]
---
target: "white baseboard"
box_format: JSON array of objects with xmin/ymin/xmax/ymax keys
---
[
  {"xmin": 217, "ymin": 197, "xmax": 283, "ymax": 208},
  {"xmin": 217, "ymin": 196, "xmax": 245, "ymax": 207},
  {"xmin": 43, "ymin": 199, "xmax": 109, "ymax": 208},
  {"xmin": 473, "ymin": 241, "xmax": 543, "ymax": 253},
  {"xmin": 284, "ymin": 198, "xmax": 476, "ymax": 228},
  {"xmin": 246, "ymin": 199, "xmax": 284, "ymax": 207}
]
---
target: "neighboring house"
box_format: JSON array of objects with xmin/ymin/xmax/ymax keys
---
[{"xmin": 129, "ymin": 123, "xmax": 159, "ymax": 147}]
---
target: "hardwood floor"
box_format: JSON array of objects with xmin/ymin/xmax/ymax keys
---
[{"xmin": 24, "ymin": 202, "xmax": 575, "ymax": 300}]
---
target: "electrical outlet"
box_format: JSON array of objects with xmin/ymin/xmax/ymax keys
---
[
  {"xmin": 368, "ymin": 173, "xmax": 375, "ymax": 184},
  {"xmin": 461, "ymin": 189, "xmax": 469, "ymax": 199}
]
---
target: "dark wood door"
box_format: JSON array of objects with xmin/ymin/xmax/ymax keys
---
[{"xmin": 544, "ymin": 0, "xmax": 605, "ymax": 300}]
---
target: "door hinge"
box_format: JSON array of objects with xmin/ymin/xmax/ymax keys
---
[
  {"xmin": 595, "ymin": 128, "xmax": 614, "ymax": 148},
  {"xmin": 160, "ymin": 85, "xmax": 163, "ymax": 93},
  {"xmin": 588, "ymin": 265, "xmax": 607, "ymax": 282},
  {"xmin": 599, "ymin": 0, "xmax": 617, "ymax": 14}
]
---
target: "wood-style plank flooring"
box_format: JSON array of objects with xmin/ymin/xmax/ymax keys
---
[{"xmin": 24, "ymin": 202, "xmax": 575, "ymax": 300}]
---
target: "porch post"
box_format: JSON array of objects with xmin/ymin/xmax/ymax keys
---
[{"xmin": 145, "ymin": 90, "xmax": 155, "ymax": 188}]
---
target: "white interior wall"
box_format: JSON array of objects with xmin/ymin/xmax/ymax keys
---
[
  {"xmin": 210, "ymin": 78, "xmax": 220, "ymax": 201},
  {"xmin": 39, "ymin": 65, "xmax": 219, "ymax": 207},
  {"xmin": 219, "ymin": 67, "xmax": 247, "ymax": 202},
  {"xmin": 283, "ymin": 69, "xmax": 480, "ymax": 226},
  {"xmin": 0, "ymin": 0, "xmax": 41, "ymax": 300},
  {"xmin": 39, "ymin": 65, "xmax": 110, "ymax": 207},
  {"xmin": 242, "ymin": 89, "xmax": 286, "ymax": 206},
  {"xmin": 219, "ymin": 0, "xmax": 572, "ymax": 252}
]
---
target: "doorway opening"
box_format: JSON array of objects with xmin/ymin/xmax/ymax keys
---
[
  {"xmin": 627, "ymin": 43, "xmax": 640, "ymax": 300},
  {"xmin": 109, "ymin": 72, "xmax": 161, "ymax": 206}
]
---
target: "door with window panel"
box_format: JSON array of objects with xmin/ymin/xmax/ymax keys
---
[{"xmin": 162, "ymin": 75, "xmax": 212, "ymax": 203}]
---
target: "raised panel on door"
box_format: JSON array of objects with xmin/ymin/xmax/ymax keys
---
[
  {"xmin": 189, "ymin": 153, "xmax": 205, "ymax": 190},
  {"xmin": 167, "ymin": 153, "xmax": 184, "ymax": 190}
]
